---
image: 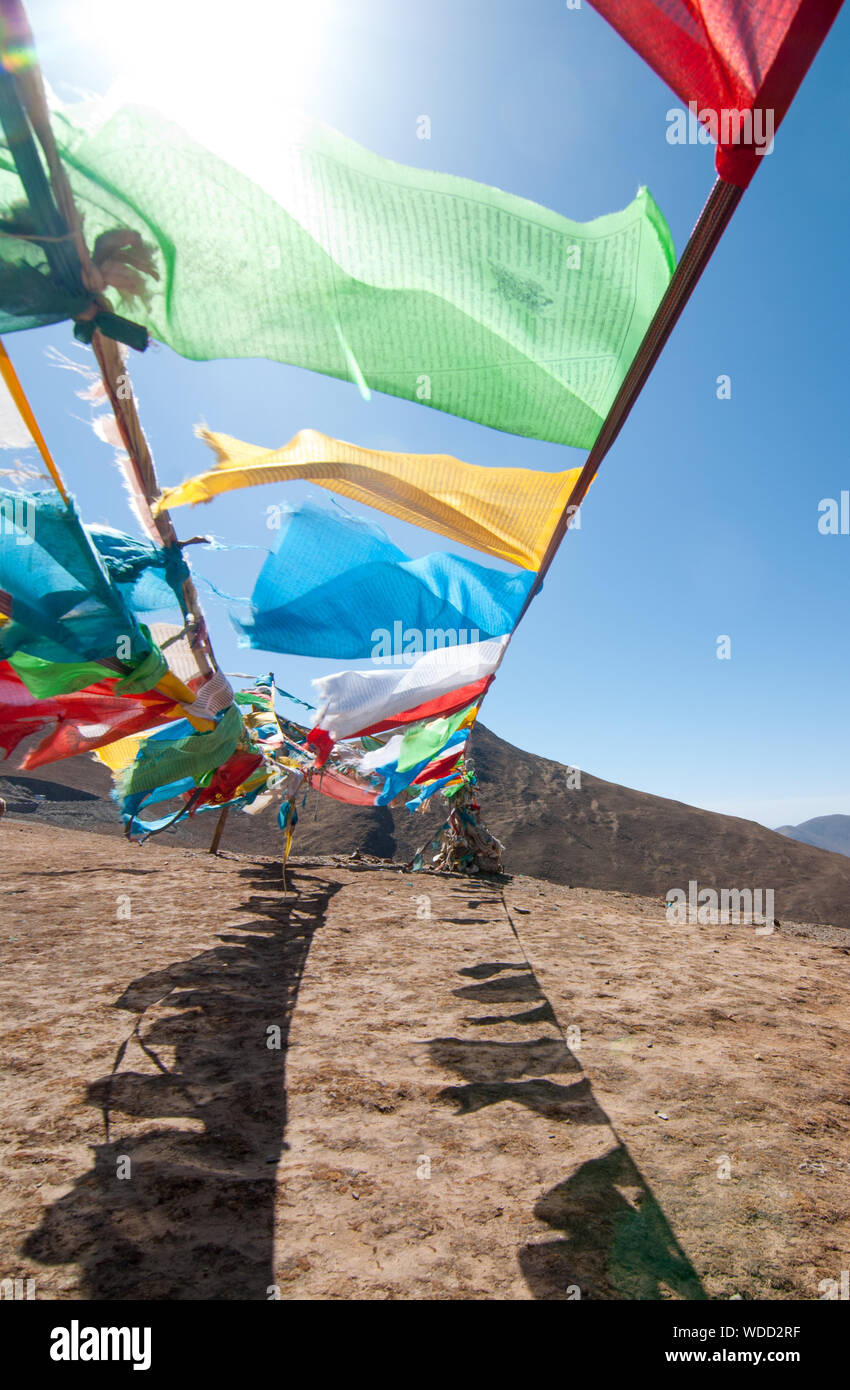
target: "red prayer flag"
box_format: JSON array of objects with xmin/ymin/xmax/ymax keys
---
[
  {"xmin": 306, "ymin": 675, "xmax": 493, "ymax": 768},
  {"xmin": 0, "ymin": 662, "xmax": 187, "ymax": 768},
  {"xmin": 590, "ymin": 0, "xmax": 843, "ymax": 186},
  {"xmin": 189, "ymin": 751, "xmax": 264, "ymax": 810},
  {"xmin": 306, "ymin": 765, "xmax": 381, "ymax": 806},
  {"xmin": 344, "ymin": 677, "xmax": 494, "ymax": 741},
  {"xmin": 413, "ymin": 748, "xmax": 465, "ymax": 785}
]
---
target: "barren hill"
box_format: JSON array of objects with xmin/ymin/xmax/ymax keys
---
[
  {"xmin": 776, "ymin": 814, "xmax": 850, "ymax": 858},
  {"xmin": 3, "ymin": 723, "xmax": 850, "ymax": 929}
]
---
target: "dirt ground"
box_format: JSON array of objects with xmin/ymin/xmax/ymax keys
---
[{"xmin": 1, "ymin": 820, "xmax": 848, "ymax": 1300}]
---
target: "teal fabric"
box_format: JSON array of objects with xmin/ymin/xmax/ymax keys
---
[
  {"xmin": 0, "ymin": 489, "xmax": 150, "ymax": 665},
  {"xmin": 117, "ymin": 775, "xmax": 197, "ymax": 836},
  {"xmin": 87, "ymin": 525, "xmax": 189, "ymax": 613},
  {"xmin": 405, "ymin": 773, "xmax": 460, "ymax": 811}
]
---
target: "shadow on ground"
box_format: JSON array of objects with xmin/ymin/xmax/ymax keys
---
[
  {"xmin": 430, "ymin": 933, "xmax": 706, "ymax": 1301},
  {"xmin": 22, "ymin": 867, "xmax": 341, "ymax": 1300},
  {"xmin": 518, "ymin": 1143, "xmax": 706, "ymax": 1300}
]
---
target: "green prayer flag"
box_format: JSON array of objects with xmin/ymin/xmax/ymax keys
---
[
  {"xmin": 0, "ymin": 106, "xmax": 674, "ymax": 447},
  {"xmin": 111, "ymin": 643, "xmax": 168, "ymax": 694},
  {"xmin": 397, "ymin": 706, "xmax": 474, "ymax": 773},
  {"xmin": 115, "ymin": 703, "xmax": 243, "ymax": 797},
  {"xmin": 8, "ymin": 652, "xmax": 115, "ymax": 699},
  {"xmin": 7, "ymin": 639, "xmax": 167, "ymax": 699}
]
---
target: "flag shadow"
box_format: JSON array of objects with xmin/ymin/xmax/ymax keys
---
[
  {"xmin": 429, "ymin": 959, "xmax": 706, "ymax": 1300},
  {"xmin": 22, "ymin": 870, "xmax": 341, "ymax": 1300}
]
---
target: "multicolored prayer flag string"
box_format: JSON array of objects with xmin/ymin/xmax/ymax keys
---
[{"xmin": 0, "ymin": 0, "xmax": 841, "ymax": 867}]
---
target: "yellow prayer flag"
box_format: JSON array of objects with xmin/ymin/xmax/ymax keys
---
[
  {"xmin": 95, "ymin": 735, "xmax": 142, "ymax": 772},
  {"xmin": 156, "ymin": 428, "xmax": 581, "ymax": 571}
]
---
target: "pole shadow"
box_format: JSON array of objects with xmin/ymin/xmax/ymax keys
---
[{"xmin": 22, "ymin": 868, "xmax": 341, "ymax": 1300}]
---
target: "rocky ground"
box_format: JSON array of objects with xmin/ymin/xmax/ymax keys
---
[{"xmin": 1, "ymin": 821, "xmax": 848, "ymax": 1300}]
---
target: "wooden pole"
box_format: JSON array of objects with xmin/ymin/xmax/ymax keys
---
[
  {"xmin": 208, "ymin": 806, "xmax": 229, "ymax": 855},
  {"xmin": 0, "ymin": 2, "xmax": 218, "ymax": 680},
  {"xmin": 90, "ymin": 333, "xmax": 215, "ymax": 676}
]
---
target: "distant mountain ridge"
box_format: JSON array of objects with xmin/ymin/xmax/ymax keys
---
[
  {"xmin": 775, "ymin": 814, "xmax": 850, "ymax": 858},
  {"xmin": 3, "ymin": 724, "xmax": 850, "ymax": 929}
]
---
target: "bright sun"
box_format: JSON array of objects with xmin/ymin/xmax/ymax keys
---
[{"xmin": 78, "ymin": 0, "xmax": 335, "ymax": 161}]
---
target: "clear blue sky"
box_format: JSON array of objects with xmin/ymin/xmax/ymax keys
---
[{"xmin": 8, "ymin": 0, "xmax": 850, "ymax": 828}]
